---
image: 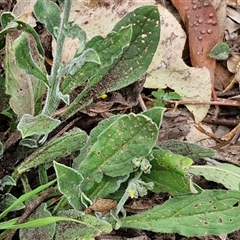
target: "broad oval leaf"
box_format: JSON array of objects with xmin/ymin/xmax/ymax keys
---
[{"xmin": 79, "ymin": 113, "xmax": 158, "ymax": 191}]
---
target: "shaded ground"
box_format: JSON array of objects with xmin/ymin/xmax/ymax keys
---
[{"xmin": 1, "ymin": 0, "xmax": 240, "ymax": 239}]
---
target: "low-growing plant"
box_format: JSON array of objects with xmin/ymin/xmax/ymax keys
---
[
  {"xmin": 152, "ymin": 89, "xmax": 181, "ymax": 107},
  {"xmin": 1, "ymin": 0, "xmax": 240, "ymax": 239}
]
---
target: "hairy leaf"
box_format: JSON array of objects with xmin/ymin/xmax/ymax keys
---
[
  {"xmin": 158, "ymin": 139, "xmax": 215, "ymax": 161},
  {"xmin": 17, "ymin": 114, "xmax": 61, "ymax": 138},
  {"xmin": 121, "ymin": 190, "xmax": 240, "ymax": 237},
  {"xmin": 19, "ymin": 203, "xmax": 55, "ymax": 240},
  {"xmin": 61, "ymin": 5, "xmax": 160, "ymax": 120},
  {"xmin": 12, "ymin": 128, "xmax": 87, "ymax": 179},
  {"xmin": 54, "ymin": 162, "xmax": 84, "ymax": 210},
  {"xmin": 34, "ymin": 0, "xmax": 61, "ymax": 36},
  {"xmin": 79, "ymin": 114, "xmax": 158, "ymax": 191},
  {"xmin": 142, "ymin": 148, "xmax": 194, "ymax": 195},
  {"xmin": 189, "ymin": 163, "xmax": 240, "ymax": 190},
  {"xmin": 55, "ymin": 210, "xmax": 112, "ymax": 239},
  {"xmin": 13, "ymin": 33, "xmax": 48, "ymax": 84}
]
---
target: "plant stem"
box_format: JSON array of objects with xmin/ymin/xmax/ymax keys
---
[
  {"xmin": 42, "ymin": 0, "xmax": 72, "ymax": 116},
  {"xmin": 115, "ymin": 171, "xmax": 142, "ymax": 216}
]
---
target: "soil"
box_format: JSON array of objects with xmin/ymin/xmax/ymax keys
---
[{"xmin": 1, "ymin": 1, "xmax": 240, "ymax": 240}]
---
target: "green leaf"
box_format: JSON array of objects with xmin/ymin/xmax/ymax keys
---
[
  {"xmin": 209, "ymin": 42, "xmax": 230, "ymax": 60},
  {"xmin": 152, "ymin": 89, "xmax": 165, "ymax": 100},
  {"xmin": 63, "ymin": 22, "xmax": 86, "ymax": 54},
  {"xmin": 79, "ymin": 113, "xmax": 158, "ymax": 191},
  {"xmin": 142, "ymin": 107, "xmax": 165, "ymax": 129},
  {"xmin": 55, "ymin": 210, "xmax": 112, "ymax": 239},
  {"xmin": 0, "ymin": 175, "xmax": 16, "ymax": 191},
  {"xmin": 168, "ymin": 92, "xmax": 181, "ymax": 100},
  {"xmin": 121, "ymin": 190, "xmax": 240, "ymax": 237},
  {"xmin": 85, "ymin": 174, "xmax": 129, "ymax": 201},
  {"xmin": 13, "ymin": 33, "xmax": 48, "ymax": 85},
  {"xmin": 0, "ymin": 12, "xmax": 15, "ymax": 28},
  {"xmin": 142, "ymin": 148, "xmax": 194, "ymax": 195},
  {"xmin": 61, "ymin": 5, "xmax": 160, "ymax": 120},
  {"xmin": 158, "ymin": 140, "xmax": 215, "ymax": 161},
  {"xmin": 189, "ymin": 163, "xmax": 240, "ymax": 190},
  {"xmin": 5, "ymin": 30, "xmax": 46, "ymax": 117},
  {"xmin": 107, "ymin": 5, "xmax": 160, "ymax": 91},
  {"xmin": 0, "ymin": 13, "xmax": 17, "ymax": 49},
  {"xmin": 59, "ymin": 48, "xmax": 101, "ymax": 77},
  {"xmin": 54, "ymin": 161, "xmax": 84, "ymax": 210},
  {"xmin": 34, "ymin": 0, "xmax": 61, "ymax": 36},
  {"xmin": 19, "ymin": 203, "xmax": 55, "ymax": 240},
  {"xmin": 15, "ymin": 20, "xmax": 45, "ymax": 56},
  {"xmin": 73, "ymin": 115, "xmax": 121, "ymax": 169},
  {"xmin": 17, "ymin": 114, "xmax": 61, "ymax": 138},
  {"xmin": 13, "ymin": 128, "xmax": 87, "ymax": 179},
  {"xmin": 61, "ymin": 25, "xmax": 132, "ymax": 95}
]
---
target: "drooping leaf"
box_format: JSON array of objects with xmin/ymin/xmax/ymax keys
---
[
  {"xmin": 189, "ymin": 163, "xmax": 240, "ymax": 191},
  {"xmin": 5, "ymin": 30, "xmax": 35, "ymax": 116},
  {"xmin": 12, "ymin": 128, "xmax": 87, "ymax": 179},
  {"xmin": 19, "ymin": 203, "xmax": 55, "ymax": 240},
  {"xmin": 121, "ymin": 190, "xmax": 240, "ymax": 237},
  {"xmin": 34, "ymin": 0, "xmax": 61, "ymax": 36},
  {"xmin": 17, "ymin": 114, "xmax": 61, "ymax": 138},
  {"xmin": 142, "ymin": 148, "xmax": 194, "ymax": 195}
]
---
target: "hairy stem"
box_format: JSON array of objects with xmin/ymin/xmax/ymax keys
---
[{"xmin": 42, "ymin": 0, "xmax": 72, "ymax": 116}]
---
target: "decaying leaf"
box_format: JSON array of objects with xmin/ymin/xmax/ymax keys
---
[{"xmin": 171, "ymin": 0, "xmax": 221, "ymax": 79}]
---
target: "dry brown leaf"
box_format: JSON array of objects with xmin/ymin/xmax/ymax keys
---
[{"xmin": 171, "ymin": 0, "xmax": 221, "ymax": 82}]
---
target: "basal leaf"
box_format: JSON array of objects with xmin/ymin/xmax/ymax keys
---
[
  {"xmin": 12, "ymin": 128, "xmax": 87, "ymax": 179},
  {"xmin": 79, "ymin": 114, "xmax": 158, "ymax": 191},
  {"xmin": 55, "ymin": 210, "xmax": 112, "ymax": 239},
  {"xmin": 19, "ymin": 203, "xmax": 55, "ymax": 240},
  {"xmin": 121, "ymin": 190, "xmax": 240, "ymax": 237},
  {"xmin": 61, "ymin": 25, "xmax": 132, "ymax": 95},
  {"xmin": 61, "ymin": 6, "xmax": 160, "ymax": 120}
]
